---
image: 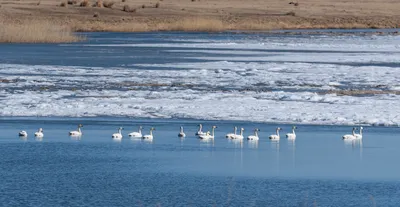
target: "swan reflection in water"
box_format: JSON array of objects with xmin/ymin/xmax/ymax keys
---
[
  {"xmin": 247, "ymin": 140, "xmax": 258, "ymax": 149},
  {"xmin": 344, "ymin": 139, "xmax": 363, "ymax": 160},
  {"xmin": 344, "ymin": 139, "xmax": 363, "ymax": 149},
  {"xmin": 70, "ymin": 135, "xmax": 81, "ymax": 141},
  {"xmin": 229, "ymin": 139, "xmax": 243, "ymax": 149},
  {"xmin": 19, "ymin": 136, "xmax": 28, "ymax": 142},
  {"xmin": 199, "ymin": 138, "xmax": 214, "ymax": 147}
]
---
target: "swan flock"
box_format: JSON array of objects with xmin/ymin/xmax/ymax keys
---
[{"xmin": 17, "ymin": 124, "xmax": 365, "ymax": 141}]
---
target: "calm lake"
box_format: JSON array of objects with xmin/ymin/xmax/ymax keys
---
[{"xmin": 1, "ymin": 31, "xmax": 400, "ymax": 206}]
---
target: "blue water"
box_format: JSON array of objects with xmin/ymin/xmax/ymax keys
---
[
  {"xmin": 1, "ymin": 117, "xmax": 400, "ymax": 206},
  {"xmin": 1, "ymin": 31, "xmax": 400, "ymax": 206}
]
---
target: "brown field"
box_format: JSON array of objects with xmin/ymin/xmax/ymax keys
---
[{"xmin": 0, "ymin": 0, "xmax": 399, "ymax": 42}]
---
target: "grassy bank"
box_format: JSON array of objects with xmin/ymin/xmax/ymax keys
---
[
  {"xmin": 0, "ymin": 21, "xmax": 83, "ymax": 43},
  {"xmin": 70, "ymin": 16, "xmax": 393, "ymax": 33}
]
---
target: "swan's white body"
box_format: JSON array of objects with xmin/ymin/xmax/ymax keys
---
[
  {"xmin": 354, "ymin": 127, "xmax": 363, "ymax": 139},
  {"xmin": 286, "ymin": 126, "xmax": 297, "ymax": 139},
  {"xmin": 129, "ymin": 126, "xmax": 143, "ymax": 138},
  {"xmin": 178, "ymin": 126, "xmax": 186, "ymax": 138},
  {"xmin": 247, "ymin": 129, "xmax": 260, "ymax": 140},
  {"xmin": 69, "ymin": 124, "xmax": 83, "ymax": 136},
  {"xmin": 19, "ymin": 131, "xmax": 28, "ymax": 137},
  {"xmin": 199, "ymin": 126, "xmax": 216, "ymax": 140},
  {"xmin": 269, "ymin": 127, "xmax": 282, "ymax": 140},
  {"xmin": 195, "ymin": 124, "xmax": 206, "ymax": 136},
  {"xmin": 226, "ymin": 127, "xmax": 237, "ymax": 139},
  {"xmin": 342, "ymin": 128, "xmax": 357, "ymax": 140},
  {"xmin": 112, "ymin": 127, "xmax": 123, "ymax": 139},
  {"xmin": 34, "ymin": 128, "xmax": 44, "ymax": 138},
  {"xmin": 232, "ymin": 128, "xmax": 244, "ymax": 139},
  {"xmin": 143, "ymin": 128, "xmax": 155, "ymax": 140}
]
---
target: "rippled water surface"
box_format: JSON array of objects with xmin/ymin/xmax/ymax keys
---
[
  {"xmin": 1, "ymin": 32, "xmax": 400, "ymax": 125},
  {"xmin": 1, "ymin": 118, "xmax": 400, "ymax": 206}
]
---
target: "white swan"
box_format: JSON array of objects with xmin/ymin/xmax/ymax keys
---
[
  {"xmin": 247, "ymin": 128, "xmax": 260, "ymax": 140},
  {"xmin": 233, "ymin": 128, "xmax": 244, "ymax": 139},
  {"xmin": 128, "ymin": 126, "xmax": 143, "ymax": 138},
  {"xmin": 354, "ymin": 127, "xmax": 363, "ymax": 139},
  {"xmin": 286, "ymin": 126, "xmax": 297, "ymax": 139},
  {"xmin": 269, "ymin": 127, "xmax": 282, "ymax": 140},
  {"xmin": 69, "ymin": 124, "xmax": 83, "ymax": 136},
  {"xmin": 34, "ymin": 128, "xmax": 44, "ymax": 138},
  {"xmin": 199, "ymin": 126, "xmax": 217, "ymax": 140},
  {"xmin": 195, "ymin": 124, "xmax": 206, "ymax": 136},
  {"xmin": 342, "ymin": 127, "xmax": 357, "ymax": 140},
  {"xmin": 19, "ymin": 130, "xmax": 28, "ymax": 137},
  {"xmin": 112, "ymin": 127, "xmax": 123, "ymax": 139},
  {"xmin": 226, "ymin": 126, "xmax": 237, "ymax": 139},
  {"xmin": 178, "ymin": 126, "xmax": 186, "ymax": 138},
  {"xmin": 143, "ymin": 127, "xmax": 155, "ymax": 139}
]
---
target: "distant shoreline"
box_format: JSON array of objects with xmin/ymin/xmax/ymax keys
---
[{"xmin": 1, "ymin": 0, "xmax": 400, "ymax": 42}]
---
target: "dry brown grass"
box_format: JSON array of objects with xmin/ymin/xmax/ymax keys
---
[
  {"xmin": 93, "ymin": 0, "xmax": 103, "ymax": 7},
  {"xmin": 286, "ymin": 11, "xmax": 296, "ymax": 16},
  {"xmin": 157, "ymin": 17, "xmax": 225, "ymax": 31},
  {"xmin": 60, "ymin": 2, "xmax": 67, "ymax": 7},
  {"xmin": 155, "ymin": 2, "xmax": 160, "ymax": 8},
  {"xmin": 0, "ymin": 20, "xmax": 84, "ymax": 43},
  {"xmin": 68, "ymin": 15, "xmax": 388, "ymax": 33},
  {"xmin": 103, "ymin": 1, "xmax": 115, "ymax": 8},
  {"xmin": 122, "ymin": 4, "xmax": 135, "ymax": 12},
  {"xmin": 79, "ymin": 0, "xmax": 89, "ymax": 7},
  {"xmin": 67, "ymin": 0, "xmax": 77, "ymax": 5}
]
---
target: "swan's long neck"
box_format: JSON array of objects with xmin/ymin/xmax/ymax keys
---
[
  {"xmin": 211, "ymin": 128, "xmax": 215, "ymax": 136},
  {"xmin": 118, "ymin": 129, "xmax": 122, "ymax": 134},
  {"xmin": 234, "ymin": 127, "xmax": 237, "ymax": 135},
  {"xmin": 138, "ymin": 127, "xmax": 142, "ymax": 133},
  {"xmin": 359, "ymin": 128, "xmax": 363, "ymax": 135},
  {"xmin": 180, "ymin": 127, "xmax": 184, "ymax": 133},
  {"xmin": 255, "ymin": 130, "xmax": 259, "ymax": 137},
  {"xmin": 292, "ymin": 128, "xmax": 295, "ymax": 134},
  {"xmin": 276, "ymin": 129, "xmax": 280, "ymax": 136},
  {"xmin": 78, "ymin": 127, "xmax": 81, "ymax": 133},
  {"xmin": 150, "ymin": 129, "xmax": 153, "ymax": 136},
  {"xmin": 352, "ymin": 128, "xmax": 355, "ymax": 136},
  {"xmin": 240, "ymin": 129, "xmax": 244, "ymax": 136},
  {"xmin": 199, "ymin": 125, "xmax": 202, "ymax": 132}
]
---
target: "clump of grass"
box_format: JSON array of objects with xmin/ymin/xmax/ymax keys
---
[
  {"xmin": 286, "ymin": 11, "xmax": 296, "ymax": 16},
  {"xmin": 36, "ymin": 1, "xmax": 41, "ymax": 5},
  {"xmin": 60, "ymin": 2, "xmax": 67, "ymax": 7},
  {"xmin": 80, "ymin": 0, "xmax": 89, "ymax": 7},
  {"xmin": 67, "ymin": 0, "xmax": 77, "ymax": 4},
  {"xmin": 0, "ymin": 21, "xmax": 84, "ymax": 43},
  {"xmin": 93, "ymin": 0, "xmax": 103, "ymax": 7},
  {"xmin": 93, "ymin": 12, "xmax": 100, "ymax": 17},
  {"xmin": 121, "ymin": 0, "xmax": 126, "ymax": 2},
  {"xmin": 156, "ymin": 17, "xmax": 225, "ymax": 31},
  {"xmin": 141, "ymin": 4, "xmax": 145, "ymax": 8},
  {"xmin": 103, "ymin": 1, "xmax": 115, "ymax": 8},
  {"xmin": 122, "ymin": 5, "xmax": 135, "ymax": 12},
  {"xmin": 155, "ymin": 2, "xmax": 160, "ymax": 8}
]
